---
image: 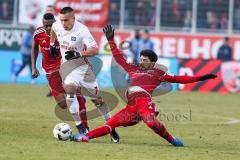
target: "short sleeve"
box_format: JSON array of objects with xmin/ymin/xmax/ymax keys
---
[{"xmin": 82, "ymin": 26, "xmax": 98, "ymax": 48}]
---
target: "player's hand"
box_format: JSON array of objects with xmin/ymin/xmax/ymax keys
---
[
  {"xmin": 200, "ymin": 74, "xmax": 217, "ymax": 81},
  {"xmin": 50, "ymin": 44, "xmax": 58, "ymax": 59},
  {"xmin": 103, "ymin": 24, "xmax": 114, "ymax": 40},
  {"xmin": 65, "ymin": 51, "xmax": 82, "ymax": 60},
  {"xmin": 32, "ymin": 68, "xmax": 40, "ymax": 78}
]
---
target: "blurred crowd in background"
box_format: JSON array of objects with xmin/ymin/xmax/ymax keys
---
[
  {"xmin": 1, "ymin": 0, "xmax": 240, "ymax": 33},
  {"xmin": 108, "ymin": 0, "xmax": 240, "ymax": 33}
]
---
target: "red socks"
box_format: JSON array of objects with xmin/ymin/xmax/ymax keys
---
[
  {"xmin": 77, "ymin": 96, "xmax": 89, "ymax": 128},
  {"xmin": 155, "ymin": 123, "xmax": 173, "ymax": 143},
  {"xmin": 86, "ymin": 125, "xmax": 111, "ymax": 139},
  {"xmin": 145, "ymin": 120, "xmax": 173, "ymax": 143}
]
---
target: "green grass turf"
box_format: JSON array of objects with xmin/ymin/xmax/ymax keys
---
[{"xmin": 0, "ymin": 84, "xmax": 239, "ymax": 160}]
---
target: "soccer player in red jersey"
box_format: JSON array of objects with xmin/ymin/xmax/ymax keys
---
[
  {"xmin": 70, "ymin": 25, "xmax": 217, "ymax": 146},
  {"xmin": 31, "ymin": 13, "xmax": 89, "ymax": 133}
]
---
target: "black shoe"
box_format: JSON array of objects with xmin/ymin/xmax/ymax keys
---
[
  {"xmin": 110, "ymin": 129, "xmax": 120, "ymax": 143},
  {"xmin": 76, "ymin": 123, "xmax": 88, "ymax": 134},
  {"xmin": 46, "ymin": 91, "xmax": 52, "ymax": 97},
  {"xmin": 85, "ymin": 127, "xmax": 90, "ymax": 133}
]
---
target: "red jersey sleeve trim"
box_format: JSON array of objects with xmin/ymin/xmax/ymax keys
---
[{"xmin": 33, "ymin": 27, "xmax": 45, "ymax": 38}]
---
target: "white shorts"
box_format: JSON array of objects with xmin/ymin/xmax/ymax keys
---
[{"xmin": 63, "ymin": 64, "xmax": 100, "ymax": 99}]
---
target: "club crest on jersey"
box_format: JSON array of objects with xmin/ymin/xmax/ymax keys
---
[{"xmin": 71, "ymin": 36, "xmax": 76, "ymax": 41}]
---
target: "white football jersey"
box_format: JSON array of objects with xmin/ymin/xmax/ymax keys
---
[{"xmin": 52, "ymin": 20, "xmax": 98, "ymax": 63}]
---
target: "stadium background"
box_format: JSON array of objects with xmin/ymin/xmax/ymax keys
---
[
  {"xmin": 0, "ymin": 0, "xmax": 240, "ymax": 93},
  {"xmin": 0, "ymin": 1, "xmax": 240, "ymax": 160}
]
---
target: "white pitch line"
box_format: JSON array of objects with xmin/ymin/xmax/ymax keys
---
[
  {"xmin": 197, "ymin": 113, "xmax": 240, "ymax": 125},
  {"xmin": 162, "ymin": 113, "xmax": 240, "ymax": 125},
  {"xmin": 224, "ymin": 119, "xmax": 240, "ymax": 124}
]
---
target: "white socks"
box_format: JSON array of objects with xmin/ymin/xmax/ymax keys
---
[
  {"xmin": 66, "ymin": 94, "xmax": 81, "ymax": 126},
  {"xmin": 97, "ymin": 102, "xmax": 111, "ymax": 120}
]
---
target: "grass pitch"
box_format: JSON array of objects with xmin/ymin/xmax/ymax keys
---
[{"xmin": 0, "ymin": 84, "xmax": 239, "ymax": 160}]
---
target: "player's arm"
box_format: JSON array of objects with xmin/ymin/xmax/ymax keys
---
[
  {"xmin": 80, "ymin": 27, "xmax": 98, "ymax": 57},
  {"xmin": 81, "ymin": 46, "xmax": 98, "ymax": 57},
  {"xmin": 162, "ymin": 74, "xmax": 217, "ymax": 83},
  {"xmin": 103, "ymin": 25, "xmax": 136, "ymax": 72},
  {"xmin": 50, "ymin": 27, "xmax": 56, "ymax": 45},
  {"xmin": 49, "ymin": 25, "xmax": 58, "ymax": 58},
  {"xmin": 31, "ymin": 36, "xmax": 40, "ymax": 78}
]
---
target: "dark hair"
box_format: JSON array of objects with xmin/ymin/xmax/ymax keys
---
[
  {"xmin": 47, "ymin": 5, "xmax": 54, "ymax": 8},
  {"xmin": 140, "ymin": 49, "xmax": 158, "ymax": 62},
  {"xmin": 43, "ymin": 13, "xmax": 55, "ymax": 21},
  {"xmin": 144, "ymin": 29, "xmax": 149, "ymax": 34},
  {"xmin": 224, "ymin": 37, "xmax": 229, "ymax": 41},
  {"xmin": 60, "ymin": 7, "xmax": 74, "ymax": 14}
]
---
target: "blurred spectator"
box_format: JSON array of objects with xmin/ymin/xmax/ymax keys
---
[
  {"xmin": 162, "ymin": 0, "xmax": 182, "ymax": 27},
  {"xmin": 161, "ymin": 0, "xmax": 192, "ymax": 28},
  {"xmin": 172, "ymin": 0, "xmax": 181, "ymax": 24},
  {"xmin": 108, "ymin": 1, "xmax": 120, "ymax": 25},
  {"xmin": 130, "ymin": 29, "xmax": 154, "ymax": 64},
  {"xmin": 217, "ymin": 37, "xmax": 232, "ymax": 62},
  {"xmin": 0, "ymin": 0, "xmax": 14, "ymax": 22},
  {"xmin": 148, "ymin": 1, "xmax": 156, "ymax": 26},
  {"xmin": 183, "ymin": 10, "xmax": 192, "ymax": 31},
  {"xmin": 197, "ymin": 0, "xmax": 229, "ymax": 30},
  {"xmin": 206, "ymin": 11, "xmax": 219, "ymax": 30},
  {"xmin": 234, "ymin": 4, "xmax": 240, "ymax": 30},
  {"xmin": 140, "ymin": 29, "xmax": 154, "ymax": 51},
  {"xmin": 45, "ymin": 5, "xmax": 55, "ymax": 14},
  {"xmin": 197, "ymin": 0, "xmax": 208, "ymax": 28},
  {"xmin": 38, "ymin": 5, "xmax": 57, "ymax": 27},
  {"xmin": 133, "ymin": 1, "xmax": 146, "ymax": 25},
  {"xmin": 125, "ymin": 0, "xmax": 156, "ymax": 26},
  {"xmin": 220, "ymin": 13, "xmax": 228, "ymax": 30},
  {"xmin": 12, "ymin": 26, "xmax": 35, "ymax": 83},
  {"xmin": 130, "ymin": 30, "xmax": 142, "ymax": 64}
]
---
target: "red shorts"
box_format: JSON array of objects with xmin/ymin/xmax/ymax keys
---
[
  {"xmin": 106, "ymin": 97, "xmax": 159, "ymax": 128},
  {"xmin": 46, "ymin": 71, "xmax": 65, "ymax": 97}
]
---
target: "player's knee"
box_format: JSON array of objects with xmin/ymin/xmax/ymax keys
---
[
  {"xmin": 57, "ymin": 101, "xmax": 67, "ymax": 109},
  {"xmin": 54, "ymin": 95, "xmax": 68, "ymax": 109},
  {"xmin": 146, "ymin": 121, "xmax": 156, "ymax": 129},
  {"xmin": 147, "ymin": 121, "xmax": 163, "ymax": 133},
  {"xmin": 106, "ymin": 120, "xmax": 117, "ymax": 129},
  {"xmin": 144, "ymin": 118, "xmax": 160, "ymax": 132},
  {"xmin": 63, "ymin": 84, "xmax": 78, "ymax": 94},
  {"xmin": 91, "ymin": 97, "xmax": 103, "ymax": 106}
]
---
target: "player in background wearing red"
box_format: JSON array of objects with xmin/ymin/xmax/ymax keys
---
[
  {"xmin": 70, "ymin": 25, "xmax": 217, "ymax": 146},
  {"xmin": 31, "ymin": 13, "xmax": 89, "ymax": 133}
]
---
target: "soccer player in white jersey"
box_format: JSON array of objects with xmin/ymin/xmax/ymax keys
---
[{"xmin": 49, "ymin": 7, "xmax": 119, "ymax": 142}]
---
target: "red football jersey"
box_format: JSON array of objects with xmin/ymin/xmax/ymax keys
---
[
  {"xmin": 109, "ymin": 38, "xmax": 202, "ymax": 96},
  {"xmin": 33, "ymin": 26, "xmax": 62, "ymax": 74}
]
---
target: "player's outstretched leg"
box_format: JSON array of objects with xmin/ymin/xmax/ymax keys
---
[
  {"xmin": 140, "ymin": 108, "xmax": 184, "ymax": 147},
  {"xmin": 70, "ymin": 107, "xmax": 138, "ymax": 142},
  {"xmin": 92, "ymin": 97, "xmax": 120, "ymax": 143},
  {"xmin": 70, "ymin": 124, "xmax": 116, "ymax": 142}
]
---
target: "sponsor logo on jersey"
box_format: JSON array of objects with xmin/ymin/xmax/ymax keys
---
[{"xmin": 71, "ymin": 36, "xmax": 76, "ymax": 41}]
